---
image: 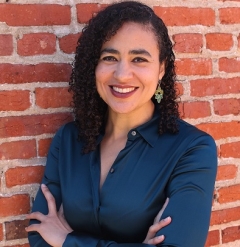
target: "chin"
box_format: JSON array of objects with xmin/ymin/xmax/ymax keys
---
[{"xmin": 110, "ymin": 105, "xmax": 136, "ymax": 115}]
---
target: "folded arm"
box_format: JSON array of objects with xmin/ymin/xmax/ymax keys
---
[
  {"xmin": 27, "ymin": 128, "xmax": 170, "ymax": 247},
  {"xmin": 155, "ymin": 134, "xmax": 217, "ymax": 247},
  {"xmin": 27, "ymin": 184, "xmax": 170, "ymax": 247}
]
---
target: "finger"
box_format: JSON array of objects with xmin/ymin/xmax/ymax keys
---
[
  {"xmin": 25, "ymin": 223, "xmax": 41, "ymax": 232},
  {"xmin": 145, "ymin": 216, "xmax": 171, "ymax": 241},
  {"xmin": 41, "ymin": 184, "xmax": 57, "ymax": 215},
  {"xmin": 144, "ymin": 226, "xmax": 155, "ymax": 242},
  {"xmin": 26, "ymin": 211, "xmax": 45, "ymax": 222},
  {"xmin": 154, "ymin": 197, "xmax": 169, "ymax": 223},
  {"xmin": 143, "ymin": 216, "xmax": 171, "ymax": 244},
  {"xmin": 147, "ymin": 235, "xmax": 165, "ymax": 245},
  {"xmin": 58, "ymin": 204, "xmax": 73, "ymax": 232},
  {"xmin": 58, "ymin": 204, "xmax": 64, "ymax": 218},
  {"xmin": 151, "ymin": 216, "xmax": 171, "ymax": 232}
]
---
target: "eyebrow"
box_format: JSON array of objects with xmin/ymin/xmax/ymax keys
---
[
  {"xmin": 129, "ymin": 49, "xmax": 151, "ymax": 57},
  {"xmin": 101, "ymin": 48, "xmax": 119, "ymax": 55},
  {"xmin": 100, "ymin": 48, "xmax": 152, "ymax": 57}
]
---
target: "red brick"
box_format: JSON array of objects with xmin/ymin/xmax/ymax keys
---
[
  {"xmin": 59, "ymin": 33, "xmax": 81, "ymax": 54},
  {"xmin": 211, "ymin": 206, "xmax": 240, "ymax": 225},
  {"xmin": 0, "ymin": 34, "xmax": 13, "ymax": 56},
  {"xmin": 196, "ymin": 121, "xmax": 240, "ymax": 140},
  {"xmin": 38, "ymin": 138, "xmax": 52, "ymax": 157},
  {"xmin": 173, "ymin": 33, "xmax": 203, "ymax": 53},
  {"xmin": 204, "ymin": 230, "xmax": 220, "ymax": 247},
  {"xmin": 76, "ymin": 3, "xmax": 106, "ymax": 23},
  {"xmin": 0, "ymin": 4, "xmax": 71, "ymax": 26},
  {"xmin": 222, "ymin": 226, "xmax": 240, "ymax": 243},
  {"xmin": 220, "ymin": 141, "xmax": 240, "ymax": 158},
  {"xmin": 17, "ymin": 33, "xmax": 56, "ymax": 56},
  {"xmin": 176, "ymin": 58, "xmax": 212, "ymax": 75},
  {"xmin": 218, "ymin": 184, "xmax": 240, "ymax": 203},
  {"xmin": 214, "ymin": 98, "xmax": 240, "ymax": 116},
  {"xmin": 181, "ymin": 101, "xmax": 211, "ymax": 119},
  {"xmin": 219, "ymin": 57, "xmax": 240, "ymax": 73},
  {"xmin": 206, "ymin": 33, "xmax": 233, "ymax": 51},
  {"xmin": 0, "ymin": 194, "xmax": 30, "ymax": 217},
  {"xmin": 0, "ymin": 140, "xmax": 36, "ymax": 160},
  {"xmin": 5, "ymin": 219, "xmax": 28, "ymax": 240},
  {"xmin": 0, "ymin": 223, "xmax": 3, "ymax": 241},
  {"xmin": 35, "ymin": 87, "xmax": 72, "ymax": 109},
  {"xmin": 154, "ymin": 7, "xmax": 215, "ymax": 26},
  {"xmin": 5, "ymin": 166, "xmax": 45, "ymax": 187},
  {"xmin": 0, "ymin": 113, "xmax": 73, "ymax": 138},
  {"xmin": 217, "ymin": 146, "xmax": 220, "ymax": 158},
  {"xmin": 0, "ymin": 63, "xmax": 72, "ymax": 84},
  {"xmin": 219, "ymin": 8, "xmax": 240, "ymax": 24},
  {"xmin": 190, "ymin": 77, "xmax": 240, "ymax": 96},
  {"xmin": 216, "ymin": 164, "xmax": 238, "ymax": 181},
  {"xmin": 176, "ymin": 82, "xmax": 184, "ymax": 96},
  {"xmin": 0, "ymin": 90, "xmax": 30, "ymax": 111},
  {"xmin": 178, "ymin": 102, "xmax": 184, "ymax": 118}
]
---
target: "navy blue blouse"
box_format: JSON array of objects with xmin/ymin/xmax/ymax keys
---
[{"xmin": 28, "ymin": 113, "xmax": 217, "ymax": 247}]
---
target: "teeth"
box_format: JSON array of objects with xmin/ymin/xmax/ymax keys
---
[{"xmin": 112, "ymin": 87, "xmax": 135, "ymax": 93}]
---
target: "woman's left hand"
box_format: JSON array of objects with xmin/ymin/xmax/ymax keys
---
[
  {"xmin": 25, "ymin": 184, "xmax": 73, "ymax": 247},
  {"xmin": 142, "ymin": 198, "xmax": 171, "ymax": 245}
]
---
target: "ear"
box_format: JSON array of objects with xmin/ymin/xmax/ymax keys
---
[{"xmin": 158, "ymin": 62, "xmax": 165, "ymax": 80}]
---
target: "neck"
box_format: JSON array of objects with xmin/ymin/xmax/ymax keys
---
[{"xmin": 105, "ymin": 103, "xmax": 155, "ymax": 140}]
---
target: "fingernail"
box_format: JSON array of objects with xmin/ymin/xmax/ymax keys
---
[
  {"xmin": 164, "ymin": 216, "xmax": 171, "ymax": 221},
  {"xmin": 158, "ymin": 235, "xmax": 164, "ymax": 240},
  {"xmin": 41, "ymin": 184, "xmax": 47, "ymax": 188}
]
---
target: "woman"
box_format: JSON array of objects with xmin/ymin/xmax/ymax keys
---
[{"xmin": 26, "ymin": 1, "xmax": 217, "ymax": 246}]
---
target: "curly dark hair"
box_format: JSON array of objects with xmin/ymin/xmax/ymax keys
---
[{"xmin": 69, "ymin": 1, "xmax": 179, "ymax": 153}]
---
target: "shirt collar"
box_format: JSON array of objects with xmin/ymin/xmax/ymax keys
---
[
  {"xmin": 133, "ymin": 110, "xmax": 160, "ymax": 148},
  {"xmin": 97, "ymin": 109, "xmax": 160, "ymax": 147}
]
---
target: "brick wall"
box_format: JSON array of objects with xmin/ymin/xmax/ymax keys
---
[{"xmin": 0, "ymin": 0, "xmax": 239, "ymax": 246}]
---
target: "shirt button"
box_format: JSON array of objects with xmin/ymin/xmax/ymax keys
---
[
  {"xmin": 131, "ymin": 130, "xmax": 136, "ymax": 136},
  {"xmin": 110, "ymin": 168, "xmax": 115, "ymax": 173}
]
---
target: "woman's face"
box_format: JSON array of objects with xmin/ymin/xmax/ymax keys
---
[{"xmin": 95, "ymin": 22, "xmax": 165, "ymax": 115}]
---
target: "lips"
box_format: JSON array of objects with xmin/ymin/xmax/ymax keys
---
[
  {"xmin": 110, "ymin": 86, "xmax": 137, "ymax": 98},
  {"xmin": 112, "ymin": 86, "xmax": 135, "ymax": 94}
]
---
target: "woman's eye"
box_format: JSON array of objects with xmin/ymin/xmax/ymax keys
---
[
  {"xmin": 133, "ymin": 57, "xmax": 148, "ymax": 63},
  {"xmin": 102, "ymin": 56, "xmax": 117, "ymax": 61}
]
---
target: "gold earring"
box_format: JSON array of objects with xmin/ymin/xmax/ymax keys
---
[{"xmin": 155, "ymin": 82, "xmax": 163, "ymax": 103}]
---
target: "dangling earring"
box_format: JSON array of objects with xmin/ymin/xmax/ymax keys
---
[{"xmin": 155, "ymin": 81, "xmax": 164, "ymax": 103}]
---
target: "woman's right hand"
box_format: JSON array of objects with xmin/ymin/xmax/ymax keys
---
[
  {"xmin": 143, "ymin": 198, "xmax": 171, "ymax": 245},
  {"xmin": 26, "ymin": 184, "xmax": 73, "ymax": 247}
]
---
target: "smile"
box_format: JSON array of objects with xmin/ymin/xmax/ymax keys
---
[{"xmin": 112, "ymin": 86, "xmax": 136, "ymax": 94}]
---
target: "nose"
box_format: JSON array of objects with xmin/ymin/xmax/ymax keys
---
[{"xmin": 113, "ymin": 60, "xmax": 133, "ymax": 82}]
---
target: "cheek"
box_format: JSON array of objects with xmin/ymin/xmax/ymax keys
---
[
  {"xmin": 95, "ymin": 70, "xmax": 106, "ymax": 98},
  {"xmin": 95, "ymin": 65, "xmax": 108, "ymax": 84},
  {"xmin": 95, "ymin": 68, "xmax": 103, "ymax": 90}
]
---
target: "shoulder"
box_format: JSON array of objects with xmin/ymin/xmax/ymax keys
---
[
  {"xmin": 175, "ymin": 119, "xmax": 217, "ymax": 169},
  {"xmin": 55, "ymin": 121, "xmax": 79, "ymax": 137},
  {"xmin": 176, "ymin": 118, "xmax": 216, "ymax": 147},
  {"xmin": 157, "ymin": 118, "xmax": 217, "ymax": 165},
  {"xmin": 50, "ymin": 121, "xmax": 82, "ymax": 148}
]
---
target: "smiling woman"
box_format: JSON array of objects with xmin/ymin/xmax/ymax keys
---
[
  {"xmin": 26, "ymin": 1, "xmax": 217, "ymax": 247},
  {"xmin": 95, "ymin": 22, "xmax": 165, "ymax": 117}
]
